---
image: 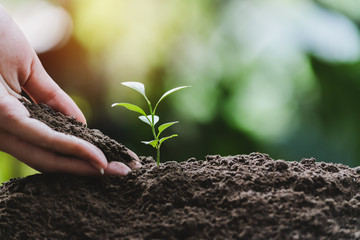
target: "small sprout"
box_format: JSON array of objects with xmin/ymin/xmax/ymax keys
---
[{"xmin": 112, "ymin": 82, "xmax": 190, "ymax": 166}]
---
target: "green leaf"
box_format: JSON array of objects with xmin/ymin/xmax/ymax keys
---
[
  {"xmin": 157, "ymin": 121, "xmax": 178, "ymax": 138},
  {"xmin": 154, "ymin": 86, "xmax": 190, "ymax": 113},
  {"xmin": 122, "ymin": 82, "xmax": 149, "ymax": 102},
  {"xmin": 111, "ymin": 103, "xmax": 147, "ymax": 116},
  {"xmin": 139, "ymin": 115, "xmax": 159, "ymax": 126},
  {"xmin": 159, "ymin": 134, "xmax": 178, "ymax": 146},
  {"xmin": 141, "ymin": 139, "xmax": 158, "ymax": 148}
]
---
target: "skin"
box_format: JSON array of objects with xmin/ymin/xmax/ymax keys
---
[{"xmin": 0, "ymin": 5, "xmax": 141, "ymax": 176}]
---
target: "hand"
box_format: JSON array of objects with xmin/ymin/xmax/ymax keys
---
[{"xmin": 0, "ymin": 6, "xmax": 141, "ymax": 176}]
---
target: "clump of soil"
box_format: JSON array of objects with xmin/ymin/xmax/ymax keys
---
[
  {"xmin": 22, "ymin": 100, "xmax": 136, "ymax": 163},
  {"xmin": 0, "ymin": 102, "xmax": 360, "ymax": 239}
]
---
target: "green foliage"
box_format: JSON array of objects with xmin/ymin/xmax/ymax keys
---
[{"xmin": 112, "ymin": 82, "xmax": 190, "ymax": 165}]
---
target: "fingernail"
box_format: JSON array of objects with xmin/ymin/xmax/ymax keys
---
[
  {"xmin": 127, "ymin": 149, "xmax": 140, "ymax": 162},
  {"xmin": 123, "ymin": 167, "xmax": 131, "ymax": 175},
  {"xmin": 105, "ymin": 162, "xmax": 132, "ymax": 176},
  {"xmin": 100, "ymin": 168, "xmax": 104, "ymax": 175},
  {"xmin": 133, "ymin": 161, "xmax": 142, "ymax": 169},
  {"xmin": 128, "ymin": 160, "xmax": 142, "ymax": 170}
]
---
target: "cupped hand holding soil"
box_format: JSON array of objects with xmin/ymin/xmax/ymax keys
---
[{"xmin": 22, "ymin": 100, "xmax": 142, "ymax": 175}]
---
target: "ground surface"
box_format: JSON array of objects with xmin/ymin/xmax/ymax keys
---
[{"xmin": 0, "ymin": 102, "xmax": 359, "ymax": 240}]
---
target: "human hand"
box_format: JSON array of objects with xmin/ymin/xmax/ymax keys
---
[{"xmin": 0, "ymin": 6, "xmax": 141, "ymax": 176}]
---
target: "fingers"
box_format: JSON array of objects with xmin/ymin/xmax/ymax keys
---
[
  {"xmin": 0, "ymin": 130, "xmax": 100, "ymax": 175},
  {"xmin": 0, "ymin": 74, "xmax": 22, "ymax": 99},
  {"xmin": 125, "ymin": 149, "xmax": 142, "ymax": 170},
  {"xmin": 22, "ymin": 56, "xmax": 86, "ymax": 124},
  {"xmin": 0, "ymin": 127, "xmax": 138, "ymax": 176},
  {"xmin": 0, "ymin": 93, "xmax": 107, "ymax": 172},
  {"xmin": 20, "ymin": 118, "xmax": 108, "ymax": 170},
  {"xmin": 104, "ymin": 161, "xmax": 131, "ymax": 175},
  {"xmin": 101, "ymin": 148, "xmax": 142, "ymax": 175},
  {"xmin": 0, "ymin": 125, "xmax": 138, "ymax": 176}
]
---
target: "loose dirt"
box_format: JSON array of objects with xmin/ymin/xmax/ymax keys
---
[{"xmin": 0, "ymin": 101, "xmax": 359, "ymax": 240}]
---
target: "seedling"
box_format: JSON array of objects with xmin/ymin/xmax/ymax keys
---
[{"xmin": 112, "ymin": 82, "xmax": 190, "ymax": 166}]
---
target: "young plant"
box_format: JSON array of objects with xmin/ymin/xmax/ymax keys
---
[{"xmin": 112, "ymin": 82, "xmax": 189, "ymax": 166}]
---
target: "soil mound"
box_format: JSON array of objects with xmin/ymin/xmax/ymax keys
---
[
  {"xmin": 1, "ymin": 153, "xmax": 360, "ymax": 239},
  {"xmin": 0, "ymin": 101, "xmax": 359, "ymax": 239}
]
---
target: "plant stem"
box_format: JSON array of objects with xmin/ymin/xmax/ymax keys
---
[
  {"xmin": 151, "ymin": 124, "xmax": 157, "ymax": 139},
  {"xmin": 148, "ymin": 104, "xmax": 160, "ymax": 166},
  {"xmin": 156, "ymin": 147, "xmax": 160, "ymax": 166}
]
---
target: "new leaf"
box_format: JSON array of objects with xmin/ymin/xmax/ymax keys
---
[
  {"xmin": 159, "ymin": 134, "xmax": 178, "ymax": 146},
  {"xmin": 141, "ymin": 139, "xmax": 159, "ymax": 148},
  {"xmin": 154, "ymin": 86, "xmax": 190, "ymax": 113},
  {"xmin": 121, "ymin": 82, "xmax": 150, "ymax": 103},
  {"xmin": 157, "ymin": 121, "xmax": 178, "ymax": 138},
  {"xmin": 139, "ymin": 115, "xmax": 159, "ymax": 126},
  {"xmin": 111, "ymin": 103, "xmax": 147, "ymax": 116}
]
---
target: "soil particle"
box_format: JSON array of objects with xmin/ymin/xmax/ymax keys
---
[{"xmin": 0, "ymin": 102, "xmax": 359, "ymax": 239}]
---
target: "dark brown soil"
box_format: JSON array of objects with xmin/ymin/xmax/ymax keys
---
[{"xmin": 1, "ymin": 102, "xmax": 360, "ymax": 240}]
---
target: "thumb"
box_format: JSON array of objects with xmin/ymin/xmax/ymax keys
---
[{"xmin": 22, "ymin": 55, "xmax": 86, "ymax": 124}]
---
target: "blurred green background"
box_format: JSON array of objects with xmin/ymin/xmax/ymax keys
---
[{"xmin": 1, "ymin": 0, "xmax": 360, "ymax": 183}]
